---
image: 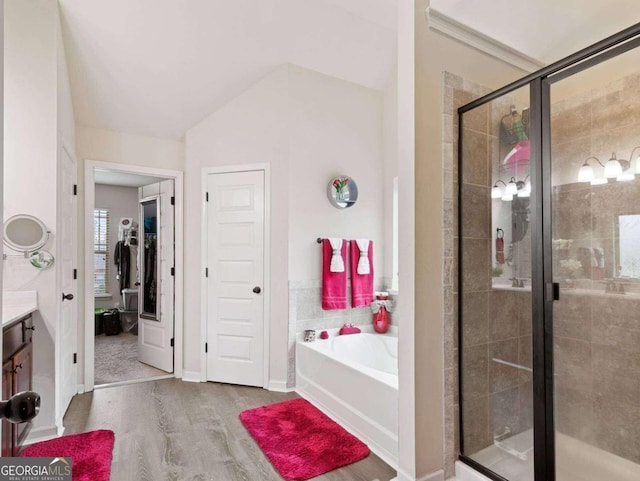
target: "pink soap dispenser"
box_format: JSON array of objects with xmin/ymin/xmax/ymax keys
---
[{"xmin": 372, "ymin": 292, "xmax": 390, "ymax": 334}]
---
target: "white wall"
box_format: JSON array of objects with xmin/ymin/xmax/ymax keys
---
[
  {"xmin": 185, "ymin": 64, "xmax": 386, "ymax": 384},
  {"xmin": 75, "ymin": 127, "xmax": 184, "ymax": 383},
  {"xmin": 287, "ymin": 65, "xmax": 384, "ymax": 282},
  {"xmin": 185, "ymin": 66, "xmax": 289, "ymax": 382},
  {"xmin": 4, "ymin": 0, "xmax": 76, "ymax": 439},
  {"xmin": 382, "ymin": 72, "xmax": 399, "ymax": 286},
  {"xmin": 94, "ymin": 185, "xmax": 139, "ymax": 308}
]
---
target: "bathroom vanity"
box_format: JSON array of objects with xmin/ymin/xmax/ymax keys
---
[{"xmin": 2, "ymin": 292, "xmax": 37, "ymax": 456}]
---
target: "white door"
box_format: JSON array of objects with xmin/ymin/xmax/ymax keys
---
[
  {"xmin": 206, "ymin": 170, "xmax": 265, "ymax": 387},
  {"xmin": 57, "ymin": 145, "xmax": 77, "ymax": 421},
  {"xmin": 138, "ymin": 180, "xmax": 174, "ymax": 372}
]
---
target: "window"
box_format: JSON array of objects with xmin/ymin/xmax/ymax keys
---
[
  {"xmin": 94, "ymin": 209, "xmax": 110, "ymax": 296},
  {"xmin": 617, "ymin": 214, "xmax": 640, "ymax": 278}
]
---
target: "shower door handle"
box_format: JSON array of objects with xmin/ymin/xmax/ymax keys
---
[{"xmin": 546, "ymin": 283, "xmax": 560, "ymax": 302}]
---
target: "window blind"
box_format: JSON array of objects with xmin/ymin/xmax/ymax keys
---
[{"xmin": 94, "ymin": 209, "xmax": 110, "ymax": 295}]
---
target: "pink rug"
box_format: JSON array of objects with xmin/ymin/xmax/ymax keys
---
[
  {"xmin": 240, "ymin": 398, "xmax": 369, "ymax": 480},
  {"xmin": 21, "ymin": 429, "xmax": 115, "ymax": 481}
]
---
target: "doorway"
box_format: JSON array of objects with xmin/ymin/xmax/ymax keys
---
[
  {"xmin": 202, "ymin": 165, "xmax": 270, "ymax": 387},
  {"xmin": 84, "ymin": 161, "xmax": 184, "ymax": 391}
]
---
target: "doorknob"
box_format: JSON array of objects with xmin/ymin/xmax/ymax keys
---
[
  {"xmin": 62, "ymin": 293, "xmax": 74, "ymax": 301},
  {"xmin": 253, "ymin": 286, "xmax": 261, "ymax": 294}
]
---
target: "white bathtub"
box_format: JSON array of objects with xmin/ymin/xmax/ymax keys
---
[{"xmin": 295, "ymin": 326, "xmax": 398, "ymax": 468}]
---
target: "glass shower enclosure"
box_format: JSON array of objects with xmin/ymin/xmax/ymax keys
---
[{"xmin": 458, "ymin": 23, "xmax": 640, "ymax": 481}]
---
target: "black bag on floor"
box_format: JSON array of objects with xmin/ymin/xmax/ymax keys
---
[{"xmin": 103, "ymin": 309, "xmax": 121, "ymax": 336}]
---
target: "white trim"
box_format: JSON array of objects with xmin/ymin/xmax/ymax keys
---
[
  {"xmin": 201, "ymin": 163, "xmax": 271, "ymax": 387},
  {"xmin": 392, "ymin": 470, "xmax": 446, "ymax": 481},
  {"xmin": 455, "ymin": 461, "xmax": 492, "ymax": 481},
  {"xmin": 267, "ymin": 380, "xmax": 294, "ymax": 392},
  {"xmin": 425, "ymin": 7, "xmax": 544, "ymax": 73},
  {"xmin": 83, "ymin": 160, "xmax": 184, "ymax": 391},
  {"xmin": 93, "ymin": 374, "xmax": 174, "ymax": 390},
  {"xmin": 24, "ymin": 425, "xmax": 60, "ymax": 446},
  {"xmin": 181, "ymin": 370, "xmax": 201, "ymax": 383}
]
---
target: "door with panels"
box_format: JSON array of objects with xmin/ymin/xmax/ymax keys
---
[{"xmin": 206, "ymin": 170, "xmax": 265, "ymax": 387}]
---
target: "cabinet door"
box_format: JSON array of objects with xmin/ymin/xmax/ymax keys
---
[
  {"xmin": 2, "ymin": 360, "xmax": 12, "ymax": 457},
  {"xmin": 12, "ymin": 343, "xmax": 33, "ymax": 454}
]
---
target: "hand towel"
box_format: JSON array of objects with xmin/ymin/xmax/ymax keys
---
[
  {"xmin": 328, "ymin": 237, "xmax": 345, "ymax": 272},
  {"xmin": 355, "ymin": 239, "xmax": 370, "ymax": 275},
  {"xmin": 322, "ymin": 239, "xmax": 347, "ymax": 310},
  {"xmin": 350, "ymin": 240, "xmax": 374, "ymax": 308}
]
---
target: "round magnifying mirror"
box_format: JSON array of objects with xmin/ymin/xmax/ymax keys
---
[
  {"xmin": 327, "ymin": 175, "xmax": 358, "ymax": 209},
  {"xmin": 3, "ymin": 215, "xmax": 49, "ymax": 253}
]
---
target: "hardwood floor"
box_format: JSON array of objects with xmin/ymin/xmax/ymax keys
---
[{"xmin": 63, "ymin": 378, "xmax": 397, "ymax": 481}]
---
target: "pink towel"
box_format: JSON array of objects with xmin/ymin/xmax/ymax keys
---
[
  {"xmin": 350, "ymin": 240, "xmax": 374, "ymax": 307},
  {"xmin": 322, "ymin": 239, "xmax": 347, "ymax": 310}
]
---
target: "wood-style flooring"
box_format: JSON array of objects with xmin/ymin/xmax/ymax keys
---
[{"xmin": 63, "ymin": 378, "xmax": 397, "ymax": 481}]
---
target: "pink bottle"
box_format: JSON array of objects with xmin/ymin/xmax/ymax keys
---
[{"xmin": 373, "ymin": 292, "xmax": 390, "ymax": 334}]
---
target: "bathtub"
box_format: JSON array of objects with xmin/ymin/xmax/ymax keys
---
[{"xmin": 295, "ymin": 326, "xmax": 398, "ymax": 468}]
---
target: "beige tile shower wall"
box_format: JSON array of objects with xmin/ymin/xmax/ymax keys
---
[
  {"xmin": 551, "ymin": 72, "xmax": 640, "ymax": 463},
  {"xmin": 443, "ymin": 73, "xmax": 533, "ymax": 476}
]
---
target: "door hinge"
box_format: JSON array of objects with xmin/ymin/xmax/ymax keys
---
[
  {"xmin": 205, "ymin": 192, "xmax": 209, "ymax": 202},
  {"xmin": 205, "ymin": 267, "xmax": 209, "ymax": 277},
  {"xmin": 73, "ymin": 268, "xmax": 77, "ymax": 280},
  {"xmin": 171, "ymin": 267, "xmax": 175, "ymax": 276},
  {"xmin": 170, "ymin": 338, "xmax": 174, "ymax": 347},
  {"xmin": 171, "ymin": 196, "xmax": 175, "ymax": 206},
  {"xmin": 205, "ymin": 342, "xmax": 208, "ymax": 353},
  {"xmin": 73, "ymin": 353, "xmax": 77, "ymax": 364},
  {"xmin": 73, "ymin": 184, "xmax": 77, "ymax": 196}
]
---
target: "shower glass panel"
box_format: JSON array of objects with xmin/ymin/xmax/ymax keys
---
[
  {"xmin": 460, "ymin": 85, "xmax": 534, "ymax": 480},
  {"xmin": 549, "ymin": 45, "xmax": 640, "ymax": 481}
]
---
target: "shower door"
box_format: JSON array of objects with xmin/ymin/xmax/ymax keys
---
[
  {"xmin": 547, "ymin": 43, "xmax": 640, "ymax": 481},
  {"xmin": 458, "ymin": 23, "xmax": 640, "ymax": 481}
]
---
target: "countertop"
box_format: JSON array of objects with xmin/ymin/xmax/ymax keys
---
[{"xmin": 2, "ymin": 291, "xmax": 38, "ymax": 327}]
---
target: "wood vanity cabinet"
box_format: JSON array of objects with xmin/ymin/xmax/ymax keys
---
[{"xmin": 2, "ymin": 314, "xmax": 34, "ymax": 457}]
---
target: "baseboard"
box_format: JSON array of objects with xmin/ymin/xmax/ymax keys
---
[
  {"xmin": 267, "ymin": 380, "xmax": 294, "ymax": 392},
  {"xmin": 392, "ymin": 468, "xmax": 445, "ymax": 481},
  {"xmin": 181, "ymin": 370, "xmax": 201, "ymax": 383},
  {"xmin": 24, "ymin": 425, "xmax": 59, "ymax": 446},
  {"xmin": 421, "ymin": 470, "xmax": 445, "ymax": 481},
  {"xmin": 455, "ymin": 461, "xmax": 492, "ymax": 481}
]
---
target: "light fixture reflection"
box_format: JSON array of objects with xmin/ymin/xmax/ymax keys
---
[
  {"xmin": 577, "ymin": 151, "xmax": 638, "ymax": 183},
  {"xmin": 491, "ymin": 180, "xmax": 506, "ymax": 199},
  {"xmin": 504, "ymin": 178, "xmax": 518, "ymax": 196},
  {"xmin": 577, "ymin": 163, "xmax": 595, "ymax": 183},
  {"xmin": 604, "ymin": 153, "xmax": 622, "ymax": 178}
]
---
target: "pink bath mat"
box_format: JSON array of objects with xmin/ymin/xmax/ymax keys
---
[
  {"xmin": 21, "ymin": 429, "xmax": 115, "ymax": 481},
  {"xmin": 239, "ymin": 398, "xmax": 370, "ymax": 480}
]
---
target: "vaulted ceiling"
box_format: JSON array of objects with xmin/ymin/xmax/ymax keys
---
[
  {"xmin": 59, "ymin": 1, "xmax": 640, "ymax": 141},
  {"xmin": 59, "ymin": 0, "xmax": 397, "ymax": 140}
]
